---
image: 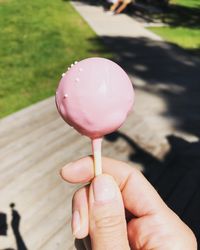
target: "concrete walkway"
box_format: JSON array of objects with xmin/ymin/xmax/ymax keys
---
[
  {"xmin": 71, "ymin": 1, "xmax": 162, "ymax": 40},
  {"xmin": 70, "ymin": 3, "xmax": 200, "ymax": 244},
  {"xmin": 72, "ymin": 1, "xmax": 200, "ymax": 142}
]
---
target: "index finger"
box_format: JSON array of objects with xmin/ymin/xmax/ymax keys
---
[{"xmin": 61, "ymin": 156, "xmax": 167, "ymax": 217}]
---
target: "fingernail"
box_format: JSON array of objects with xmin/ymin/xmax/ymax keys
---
[
  {"xmin": 93, "ymin": 175, "xmax": 116, "ymax": 202},
  {"xmin": 72, "ymin": 210, "xmax": 81, "ymax": 237},
  {"xmin": 60, "ymin": 162, "xmax": 73, "ymax": 174},
  {"xmin": 64, "ymin": 162, "xmax": 73, "ymax": 168}
]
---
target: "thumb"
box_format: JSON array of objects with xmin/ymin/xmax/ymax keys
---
[{"xmin": 89, "ymin": 174, "xmax": 130, "ymax": 250}]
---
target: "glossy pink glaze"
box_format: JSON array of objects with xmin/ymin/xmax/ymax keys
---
[{"xmin": 55, "ymin": 57, "xmax": 134, "ymax": 139}]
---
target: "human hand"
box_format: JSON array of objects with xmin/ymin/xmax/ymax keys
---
[{"xmin": 61, "ymin": 157, "xmax": 197, "ymax": 250}]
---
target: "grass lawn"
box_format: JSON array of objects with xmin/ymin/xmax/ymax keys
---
[
  {"xmin": 148, "ymin": 0, "xmax": 200, "ymax": 52},
  {"xmin": 0, "ymin": 0, "xmax": 111, "ymax": 118}
]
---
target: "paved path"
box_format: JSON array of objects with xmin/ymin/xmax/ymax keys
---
[
  {"xmin": 70, "ymin": 2, "xmax": 200, "ymax": 245},
  {"xmin": 72, "ymin": 0, "xmax": 200, "ymax": 142},
  {"xmin": 71, "ymin": 1, "xmax": 162, "ymax": 40}
]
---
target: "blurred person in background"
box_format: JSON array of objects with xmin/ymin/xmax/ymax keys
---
[{"xmin": 109, "ymin": 0, "xmax": 133, "ymax": 14}]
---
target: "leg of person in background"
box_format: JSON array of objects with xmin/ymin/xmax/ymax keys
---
[
  {"xmin": 110, "ymin": 0, "xmax": 123, "ymax": 12},
  {"xmin": 115, "ymin": 0, "xmax": 132, "ymax": 14}
]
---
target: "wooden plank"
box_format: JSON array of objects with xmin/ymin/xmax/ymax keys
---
[
  {"xmin": 0, "ymin": 98, "xmax": 56, "ymax": 146},
  {"xmin": 0, "ymin": 137, "xmax": 89, "ymax": 201},
  {"xmin": 40, "ymin": 222, "xmax": 76, "ymax": 250},
  {"xmin": 0, "ymin": 124, "xmax": 77, "ymax": 182},
  {"xmin": 0, "ymin": 95, "xmax": 169, "ymax": 249},
  {"xmin": 24, "ymin": 197, "xmax": 71, "ymax": 249}
]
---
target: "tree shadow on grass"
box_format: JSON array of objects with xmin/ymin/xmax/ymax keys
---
[
  {"xmin": 161, "ymin": 4, "xmax": 200, "ymax": 28},
  {"xmin": 127, "ymin": 1, "xmax": 200, "ymax": 29}
]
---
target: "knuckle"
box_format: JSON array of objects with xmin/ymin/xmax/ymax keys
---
[
  {"xmin": 72, "ymin": 189, "xmax": 81, "ymax": 202},
  {"xmin": 95, "ymin": 215, "xmax": 124, "ymax": 232},
  {"xmin": 72, "ymin": 187, "xmax": 84, "ymax": 206},
  {"xmin": 72, "ymin": 185, "xmax": 88, "ymax": 202}
]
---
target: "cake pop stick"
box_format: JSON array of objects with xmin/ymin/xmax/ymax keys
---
[
  {"xmin": 92, "ymin": 138, "xmax": 103, "ymax": 176},
  {"xmin": 55, "ymin": 57, "xmax": 134, "ymax": 176}
]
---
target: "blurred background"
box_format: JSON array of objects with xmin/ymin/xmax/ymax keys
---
[{"xmin": 0, "ymin": 0, "xmax": 200, "ymax": 249}]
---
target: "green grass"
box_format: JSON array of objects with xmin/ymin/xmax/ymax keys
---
[
  {"xmin": 0, "ymin": 0, "xmax": 112, "ymax": 118},
  {"xmin": 148, "ymin": 0, "xmax": 200, "ymax": 52},
  {"xmin": 149, "ymin": 26, "xmax": 200, "ymax": 50},
  {"xmin": 172, "ymin": 0, "xmax": 199, "ymax": 8}
]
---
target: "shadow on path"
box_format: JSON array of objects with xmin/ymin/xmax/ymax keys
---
[
  {"xmin": 105, "ymin": 131, "xmax": 200, "ymax": 246},
  {"xmin": 69, "ymin": 0, "xmax": 200, "ymax": 29},
  {"xmin": 88, "ymin": 35, "xmax": 200, "ymax": 138},
  {"xmin": 74, "ymin": 132, "xmax": 200, "ymax": 249},
  {"xmin": 0, "ymin": 212, "xmax": 8, "ymax": 236},
  {"xmin": 0, "ymin": 204, "xmax": 28, "ymax": 250},
  {"xmin": 10, "ymin": 203, "xmax": 28, "ymax": 250}
]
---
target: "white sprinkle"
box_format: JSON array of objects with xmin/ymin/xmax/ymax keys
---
[
  {"xmin": 71, "ymin": 64, "xmax": 74, "ymax": 67},
  {"xmin": 74, "ymin": 61, "xmax": 78, "ymax": 64},
  {"xmin": 62, "ymin": 73, "xmax": 66, "ymax": 77},
  {"xmin": 75, "ymin": 78, "xmax": 80, "ymax": 82},
  {"xmin": 68, "ymin": 67, "xmax": 70, "ymax": 70},
  {"xmin": 79, "ymin": 68, "xmax": 83, "ymax": 72},
  {"xmin": 64, "ymin": 94, "xmax": 68, "ymax": 98}
]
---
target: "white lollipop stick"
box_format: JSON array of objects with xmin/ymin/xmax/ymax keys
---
[{"xmin": 92, "ymin": 138, "xmax": 103, "ymax": 176}]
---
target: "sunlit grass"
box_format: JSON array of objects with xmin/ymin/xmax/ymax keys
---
[
  {"xmin": 0, "ymin": 0, "xmax": 112, "ymax": 118},
  {"xmin": 148, "ymin": 0, "xmax": 200, "ymax": 52},
  {"xmin": 171, "ymin": 0, "xmax": 199, "ymax": 8},
  {"xmin": 149, "ymin": 26, "xmax": 200, "ymax": 50}
]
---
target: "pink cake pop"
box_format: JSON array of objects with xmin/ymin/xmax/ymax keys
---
[{"xmin": 56, "ymin": 57, "xmax": 134, "ymax": 175}]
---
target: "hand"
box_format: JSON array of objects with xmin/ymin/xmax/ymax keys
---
[{"xmin": 61, "ymin": 157, "xmax": 197, "ymax": 250}]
